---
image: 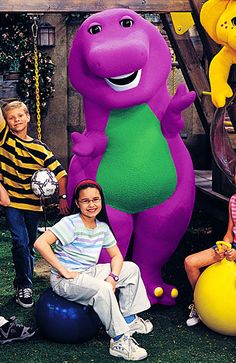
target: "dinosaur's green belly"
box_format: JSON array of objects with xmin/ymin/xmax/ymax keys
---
[{"xmin": 96, "ymin": 104, "xmax": 177, "ymax": 213}]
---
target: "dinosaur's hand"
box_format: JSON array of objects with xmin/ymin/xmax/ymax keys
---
[
  {"xmin": 211, "ymin": 84, "xmax": 233, "ymax": 108},
  {"xmin": 162, "ymin": 83, "xmax": 196, "ymax": 137},
  {"xmin": 169, "ymin": 83, "xmax": 196, "ymax": 114},
  {"xmin": 71, "ymin": 131, "xmax": 108, "ymax": 157},
  {"xmin": 71, "ymin": 132, "xmax": 94, "ymax": 156}
]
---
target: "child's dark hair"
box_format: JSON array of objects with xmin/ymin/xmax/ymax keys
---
[{"xmin": 71, "ymin": 179, "xmax": 111, "ymax": 227}]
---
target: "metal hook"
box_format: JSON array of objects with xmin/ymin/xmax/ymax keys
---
[{"xmin": 31, "ymin": 16, "xmax": 38, "ymax": 39}]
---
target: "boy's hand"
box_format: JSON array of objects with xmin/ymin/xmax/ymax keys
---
[
  {"xmin": 59, "ymin": 198, "xmax": 70, "ymax": 215},
  {"xmin": 0, "ymin": 107, "xmax": 4, "ymax": 124}
]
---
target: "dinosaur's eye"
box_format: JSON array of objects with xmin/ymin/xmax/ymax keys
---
[
  {"xmin": 231, "ymin": 17, "xmax": 236, "ymax": 26},
  {"xmin": 88, "ymin": 25, "xmax": 102, "ymax": 34},
  {"xmin": 120, "ymin": 18, "xmax": 134, "ymax": 28}
]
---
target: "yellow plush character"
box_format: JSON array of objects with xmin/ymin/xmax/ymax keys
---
[{"xmin": 200, "ymin": 0, "xmax": 236, "ymax": 108}]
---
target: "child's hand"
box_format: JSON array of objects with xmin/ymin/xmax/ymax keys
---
[
  {"xmin": 214, "ymin": 248, "xmax": 226, "ymax": 260},
  {"xmin": 0, "ymin": 107, "xmax": 4, "ymax": 123},
  {"xmin": 58, "ymin": 198, "xmax": 70, "ymax": 215},
  {"xmin": 105, "ymin": 275, "xmax": 116, "ymax": 292},
  {"xmin": 64, "ymin": 270, "xmax": 78, "ymax": 279},
  {"xmin": 225, "ymin": 249, "xmax": 236, "ymax": 261}
]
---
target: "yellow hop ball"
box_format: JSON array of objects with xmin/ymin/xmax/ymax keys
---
[{"xmin": 194, "ymin": 258, "xmax": 236, "ymax": 336}]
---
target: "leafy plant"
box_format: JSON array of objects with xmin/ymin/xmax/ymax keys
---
[{"xmin": 0, "ymin": 13, "xmax": 55, "ymax": 114}]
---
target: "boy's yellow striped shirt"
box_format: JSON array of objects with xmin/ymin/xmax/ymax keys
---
[{"xmin": 0, "ymin": 118, "xmax": 67, "ymax": 211}]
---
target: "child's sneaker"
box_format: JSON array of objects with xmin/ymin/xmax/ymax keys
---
[
  {"xmin": 0, "ymin": 316, "xmax": 35, "ymax": 344},
  {"xmin": 128, "ymin": 316, "xmax": 153, "ymax": 335},
  {"xmin": 110, "ymin": 334, "xmax": 147, "ymax": 361},
  {"xmin": 16, "ymin": 288, "xmax": 33, "ymax": 308},
  {"xmin": 186, "ymin": 304, "xmax": 200, "ymax": 326}
]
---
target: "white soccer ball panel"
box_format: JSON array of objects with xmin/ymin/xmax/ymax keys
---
[{"xmin": 31, "ymin": 168, "xmax": 58, "ymax": 197}]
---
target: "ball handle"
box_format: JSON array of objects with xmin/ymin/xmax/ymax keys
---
[{"xmin": 216, "ymin": 241, "xmax": 232, "ymax": 252}]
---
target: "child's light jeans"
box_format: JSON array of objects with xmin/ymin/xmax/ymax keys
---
[{"xmin": 50, "ymin": 261, "xmax": 150, "ymax": 337}]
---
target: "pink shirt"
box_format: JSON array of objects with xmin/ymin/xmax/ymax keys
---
[{"xmin": 230, "ymin": 194, "xmax": 236, "ymax": 242}]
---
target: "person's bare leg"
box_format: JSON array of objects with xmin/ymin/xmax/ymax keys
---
[{"xmin": 184, "ymin": 247, "xmax": 221, "ymax": 289}]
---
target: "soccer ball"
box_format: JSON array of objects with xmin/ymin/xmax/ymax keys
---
[{"xmin": 31, "ymin": 168, "xmax": 58, "ymax": 198}]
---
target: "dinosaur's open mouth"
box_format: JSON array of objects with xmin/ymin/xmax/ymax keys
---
[{"xmin": 105, "ymin": 70, "xmax": 141, "ymax": 92}]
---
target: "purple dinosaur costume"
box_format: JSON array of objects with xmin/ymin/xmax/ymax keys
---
[{"xmin": 68, "ymin": 9, "xmax": 196, "ymax": 305}]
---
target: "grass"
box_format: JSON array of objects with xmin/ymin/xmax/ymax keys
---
[{"xmin": 0, "ymin": 210, "xmax": 236, "ymax": 363}]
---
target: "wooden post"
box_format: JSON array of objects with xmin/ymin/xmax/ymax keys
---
[
  {"xmin": 0, "ymin": 0, "xmax": 192, "ymax": 13},
  {"xmin": 161, "ymin": 13, "xmax": 212, "ymax": 136}
]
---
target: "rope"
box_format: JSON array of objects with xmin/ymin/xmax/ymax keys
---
[{"xmin": 32, "ymin": 17, "xmax": 42, "ymax": 141}]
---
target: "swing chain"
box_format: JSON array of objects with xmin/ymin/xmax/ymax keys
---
[
  {"xmin": 172, "ymin": 52, "xmax": 177, "ymax": 96},
  {"xmin": 32, "ymin": 16, "xmax": 42, "ymax": 141}
]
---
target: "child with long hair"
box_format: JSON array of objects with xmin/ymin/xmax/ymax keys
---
[{"xmin": 34, "ymin": 179, "xmax": 153, "ymax": 361}]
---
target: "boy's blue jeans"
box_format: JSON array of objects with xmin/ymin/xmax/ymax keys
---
[{"xmin": 5, "ymin": 207, "xmax": 41, "ymax": 289}]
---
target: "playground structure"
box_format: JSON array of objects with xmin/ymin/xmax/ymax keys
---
[{"xmin": 0, "ymin": 0, "xmax": 235, "ymax": 223}]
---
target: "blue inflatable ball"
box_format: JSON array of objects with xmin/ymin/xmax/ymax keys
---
[{"xmin": 36, "ymin": 288, "xmax": 101, "ymax": 343}]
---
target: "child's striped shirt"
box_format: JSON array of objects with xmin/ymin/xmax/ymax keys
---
[
  {"xmin": 0, "ymin": 117, "xmax": 66, "ymax": 211},
  {"xmin": 230, "ymin": 194, "xmax": 236, "ymax": 242},
  {"xmin": 48, "ymin": 214, "xmax": 117, "ymax": 273}
]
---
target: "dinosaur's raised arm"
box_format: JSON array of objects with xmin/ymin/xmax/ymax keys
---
[
  {"xmin": 161, "ymin": 84, "xmax": 196, "ymax": 138},
  {"xmin": 71, "ymin": 131, "xmax": 108, "ymax": 158}
]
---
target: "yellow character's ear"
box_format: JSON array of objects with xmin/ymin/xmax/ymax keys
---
[
  {"xmin": 200, "ymin": 0, "xmax": 230, "ymax": 43},
  {"xmin": 216, "ymin": 2, "xmax": 236, "ymax": 48}
]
